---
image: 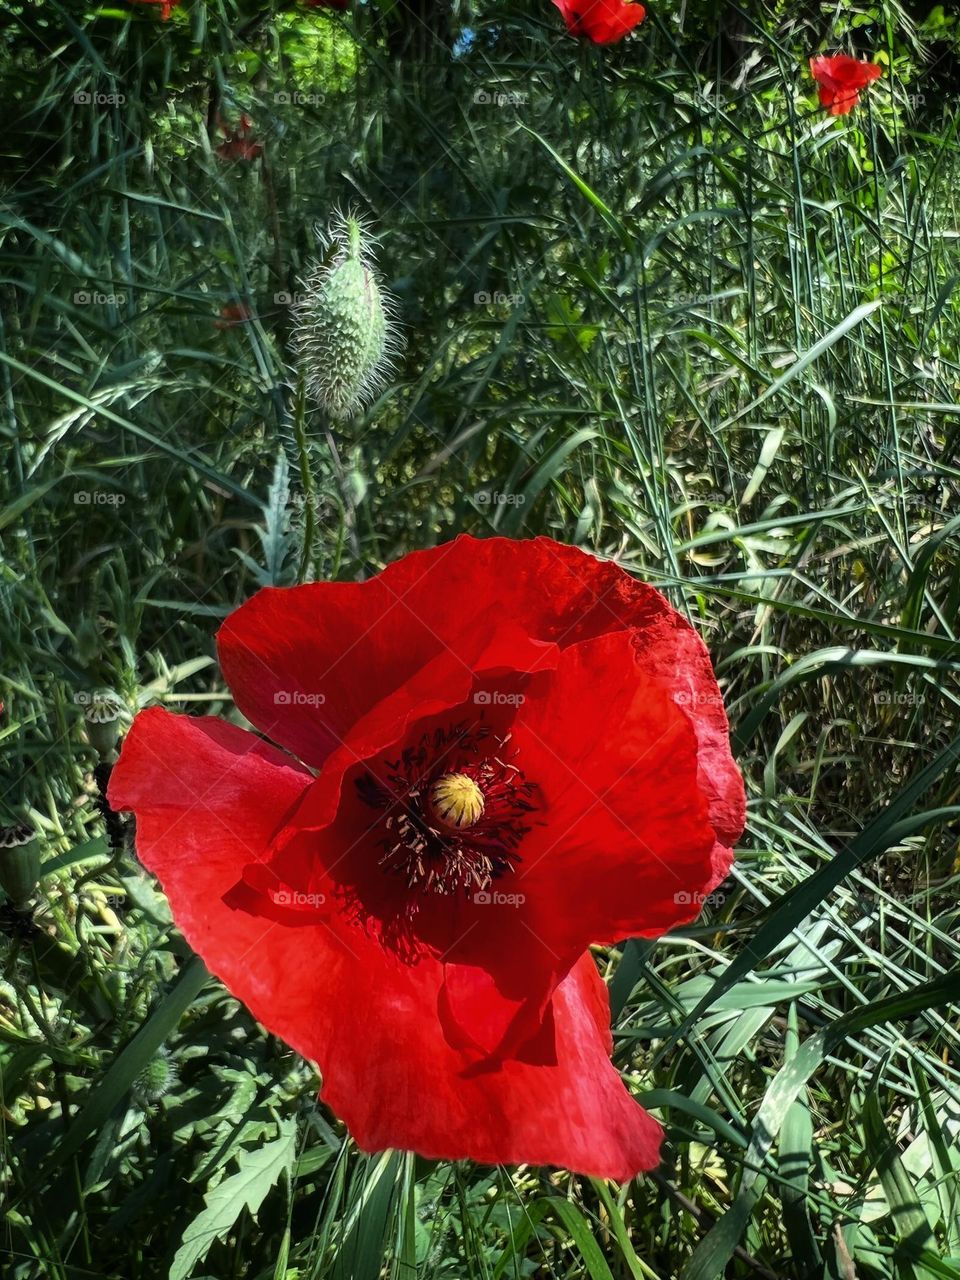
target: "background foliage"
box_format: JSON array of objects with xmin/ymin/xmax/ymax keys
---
[{"xmin": 3, "ymin": 1, "xmax": 960, "ymax": 1277}]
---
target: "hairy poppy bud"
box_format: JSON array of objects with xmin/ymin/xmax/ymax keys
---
[
  {"xmin": 134, "ymin": 1049, "xmax": 180, "ymax": 1104},
  {"xmin": 0, "ymin": 823, "xmax": 40, "ymax": 910},
  {"xmin": 292, "ymin": 212, "xmax": 400, "ymax": 420}
]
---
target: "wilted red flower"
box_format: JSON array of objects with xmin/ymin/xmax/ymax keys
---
[
  {"xmin": 551, "ymin": 0, "xmax": 646, "ymax": 45},
  {"xmin": 809, "ymin": 54, "xmax": 882, "ymax": 116},
  {"xmin": 214, "ymin": 303, "xmax": 253, "ymax": 329},
  {"xmin": 129, "ymin": 0, "xmax": 180, "ymax": 19},
  {"xmin": 109, "ymin": 537, "xmax": 744, "ymax": 1179},
  {"xmin": 215, "ymin": 114, "xmax": 263, "ymax": 163}
]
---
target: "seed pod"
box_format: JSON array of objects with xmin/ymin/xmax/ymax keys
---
[
  {"xmin": 0, "ymin": 824, "xmax": 40, "ymax": 910},
  {"xmin": 293, "ymin": 212, "xmax": 400, "ymax": 419},
  {"xmin": 83, "ymin": 690, "xmax": 127, "ymax": 758}
]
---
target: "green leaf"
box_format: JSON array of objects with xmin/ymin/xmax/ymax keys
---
[
  {"xmin": 33, "ymin": 958, "xmax": 209, "ymax": 1187},
  {"xmin": 169, "ymin": 1117, "xmax": 297, "ymax": 1280}
]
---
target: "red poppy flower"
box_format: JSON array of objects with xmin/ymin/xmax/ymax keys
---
[
  {"xmin": 551, "ymin": 0, "xmax": 646, "ymax": 45},
  {"xmin": 128, "ymin": 0, "xmax": 180, "ymax": 19},
  {"xmin": 109, "ymin": 537, "xmax": 744, "ymax": 1179},
  {"xmin": 215, "ymin": 114, "xmax": 263, "ymax": 163},
  {"xmin": 809, "ymin": 54, "xmax": 882, "ymax": 116},
  {"xmin": 214, "ymin": 303, "xmax": 254, "ymax": 329}
]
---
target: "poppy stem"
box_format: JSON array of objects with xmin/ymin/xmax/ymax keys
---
[{"xmin": 293, "ymin": 370, "xmax": 318, "ymax": 584}]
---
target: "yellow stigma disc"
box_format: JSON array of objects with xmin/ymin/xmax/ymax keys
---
[{"xmin": 429, "ymin": 772, "xmax": 485, "ymax": 830}]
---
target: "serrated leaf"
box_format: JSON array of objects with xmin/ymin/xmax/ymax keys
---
[
  {"xmin": 256, "ymin": 450, "xmax": 292, "ymax": 587},
  {"xmin": 169, "ymin": 1117, "xmax": 297, "ymax": 1280}
]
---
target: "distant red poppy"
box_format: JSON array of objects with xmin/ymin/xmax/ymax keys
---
[
  {"xmin": 551, "ymin": 0, "xmax": 645, "ymax": 45},
  {"xmin": 215, "ymin": 114, "xmax": 263, "ymax": 163},
  {"xmin": 109, "ymin": 537, "xmax": 744, "ymax": 1179},
  {"xmin": 214, "ymin": 303, "xmax": 253, "ymax": 329},
  {"xmin": 129, "ymin": 0, "xmax": 180, "ymax": 18},
  {"xmin": 809, "ymin": 54, "xmax": 882, "ymax": 116}
]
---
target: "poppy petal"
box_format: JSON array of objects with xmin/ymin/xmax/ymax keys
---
[
  {"xmin": 419, "ymin": 631, "xmax": 727, "ymax": 1055},
  {"xmin": 218, "ymin": 538, "xmax": 742, "ymax": 851},
  {"xmin": 810, "ymin": 55, "xmax": 882, "ymax": 116},
  {"xmin": 110, "ymin": 710, "xmax": 662, "ymax": 1177}
]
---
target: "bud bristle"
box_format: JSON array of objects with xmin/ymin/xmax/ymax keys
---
[{"xmin": 292, "ymin": 211, "xmax": 401, "ymax": 420}]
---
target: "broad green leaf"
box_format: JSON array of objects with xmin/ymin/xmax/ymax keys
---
[{"xmin": 169, "ymin": 1118, "xmax": 297, "ymax": 1280}]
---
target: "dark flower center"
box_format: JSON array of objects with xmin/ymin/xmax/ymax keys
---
[{"xmin": 355, "ymin": 721, "xmax": 537, "ymax": 899}]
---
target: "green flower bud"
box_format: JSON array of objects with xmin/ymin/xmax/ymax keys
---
[
  {"xmin": 133, "ymin": 1049, "xmax": 180, "ymax": 1104},
  {"xmin": 0, "ymin": 824, "xmax": 40, "ymax": 910},
  {"xmin": 293, "ymin": 212, "xmax": 400, "ymax": 420}
]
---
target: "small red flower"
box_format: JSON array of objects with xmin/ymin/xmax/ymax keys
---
[
  {"xmin": 129, "ymin": 0, "xmax": 180, "ymax": 19},
  {"xmin": 214, "ymin": 303, "xmax": 253, "ymax": 329},
  {"xmin": 551, "ymin": 0, "xmax": 646, "ymax": 45},
  {"xmin": 809, "ymin": 54, "xmax": 882, "ymax": 116},
  {"xmin": 215, "ymin": 114, "xmax": 263, "ymax": 163},
  {"xmin": 109, "ymin": 537, "xmax": 744, "ymax": 1179}
]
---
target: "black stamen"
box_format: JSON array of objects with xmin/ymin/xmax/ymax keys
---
[{"xmin": 354, "ymin": 720, "xmax": 537, "ymax": 903}]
